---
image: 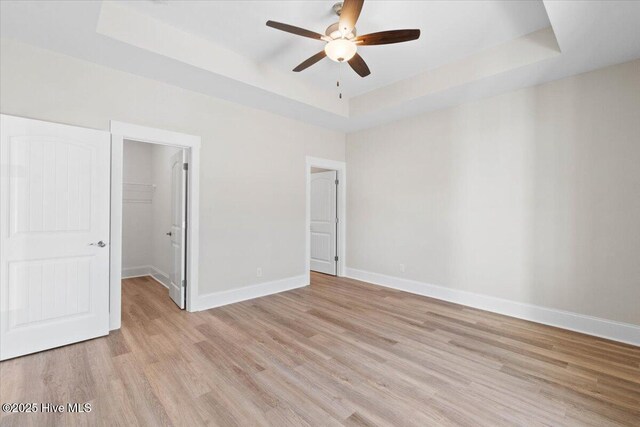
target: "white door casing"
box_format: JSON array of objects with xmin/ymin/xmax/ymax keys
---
[
  {"xmin": 110, "ymin": 120, "xmax": 200, "ymax": 322},
  {"xmin": 169, "ymin": 150, "xmax": 187, "ymax": 309},
  {"xmin": 0, "ymin": 115, "xmax": 111, "ymax": 360},
  {"xmin": 310, "ymin": 170, "xmax": 338, "ymax": 275}
]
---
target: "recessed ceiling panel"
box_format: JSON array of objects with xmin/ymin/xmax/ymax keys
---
[{"xmin": 122, "ymin": 0, "xmax": 551, "ymax": 97}]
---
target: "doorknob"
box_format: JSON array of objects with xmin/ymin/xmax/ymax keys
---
[
  {"xmin": 166, "ymin": 231, "xmax": 172, "ymax": 236},
  {"xmin": 89, "ymin": 241, "xmax": 107, "ymax": 247}
]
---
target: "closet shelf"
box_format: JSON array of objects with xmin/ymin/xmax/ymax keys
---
[{"xmin": 123, "ymin": 182, "xmax": 156, "ymax": 204}]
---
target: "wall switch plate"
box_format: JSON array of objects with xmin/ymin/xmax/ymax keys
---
[
  {"xmin": 399, "ymin": 264, "xmax": 405, "ymax": 273},
  {"xmin": 256, "ymin": 267, "xmax": 262, "ymax": 277}
]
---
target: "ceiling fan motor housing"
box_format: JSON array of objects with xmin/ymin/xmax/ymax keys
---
[{"xmin": 325, "ymin": 22, "xmax": 356, "ymax": 40}]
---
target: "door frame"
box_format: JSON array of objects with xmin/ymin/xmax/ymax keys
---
[
  {"xmin": 109, "ymin": 121, "xmax": 201, "ymax": 330},
  {"xmin": 305, "ymin": 156, "xmax": 346, "ymax": 283}
]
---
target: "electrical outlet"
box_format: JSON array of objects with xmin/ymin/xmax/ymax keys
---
[
  {"xmin": 256, "ymin": 267, "xmax": 262, "ymax": 278},
  {"xmin": 399, "ymin": 264, "xmax": 405, "ymax": 273}
]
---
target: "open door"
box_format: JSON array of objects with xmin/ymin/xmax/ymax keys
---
[
  {"xmin": 0, "ymin": 115, "xmax": 111, "ymax": 360},
  {"xmin": 169, "ymin": 150, "xmax": 187, "ymax": 309},
  {"xmin": 310, "ymin": 170, "xmax": 338, "ymax": 275}
]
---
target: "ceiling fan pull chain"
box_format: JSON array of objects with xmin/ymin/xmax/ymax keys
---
[{"xmin": 338, "ymin": 63, "xmax": 343, "ymax": 99}]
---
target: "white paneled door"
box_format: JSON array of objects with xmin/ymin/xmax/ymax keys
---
[
  {"xmin": 310, "ymin": 171, "xmax": 338, "ymax": 275},
  {"xmin": 0, "ymin": 115, "xmax": 111, "ymax": 360},
  {"xmin": 169, "ymin": 150, "xmax": 187, "ymax": 309}
]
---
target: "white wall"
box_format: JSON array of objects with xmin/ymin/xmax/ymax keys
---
[
  {"xmin": 0, "ymin": 38, "xmax": 345, "ymax": 297},
  {"xmin": 122, "ymin": 140, "xmax": 180, "ymax": 284},
  {"xmin": 347, "ymin": 59, "xmax": 640, "ymax": 326},
  {"xmin": 122, "ymin": 140, "xmax": 153, "ymax": 273}
]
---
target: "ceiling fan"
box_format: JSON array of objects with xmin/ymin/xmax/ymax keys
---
[{"xmin": 266, "ymin": 0, "xmax": 420, "ymax": 78}]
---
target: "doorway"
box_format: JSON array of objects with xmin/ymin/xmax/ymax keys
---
[
  {"xmin": 310, "ymin": 168, "xmax": 338, "ymax": 275},
  {"xmin": 305, "ymin": 157, "xmax": 346, "ymax": 283},
  {"xmin": 121, "ymin": 140, "xmax": 187, "ymax": 309},
  {"xmin": 110, "ymin": 121, "xmax": 200, "ymax": 330}
]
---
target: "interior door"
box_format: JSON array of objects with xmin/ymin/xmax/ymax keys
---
[
  {"xmin": 169, "ymin": 150, "xmax": 187, "ymax": 309},
  {"xmin": 0, "ymin": 115, "xmax": 111, "ymax": 360},
  {"xmin": 310, "ymin": 170, "xmax": 338, "ymax": 275}
]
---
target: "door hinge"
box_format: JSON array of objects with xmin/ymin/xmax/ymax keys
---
[
  {"xmin": 182, "ymin": 279, "xmax": 186, "ymax": 287},
  {"xmin": 183, "ymin": 163, "xmax": 189, "ymax": 170},
  {"xmin": 335, "ymin": 179, "xmax": 339, "ymax": 185},
  {"xmin": 335, "ymin": 217, "xmax": 339, "ymax": 223},
  {"xmin": 334, "ymin": 256, "xmax": 339, "ymax": 261}
]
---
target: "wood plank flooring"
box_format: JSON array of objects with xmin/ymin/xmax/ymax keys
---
[{"xmin": 1, "ymin": 273, "xmax": 639, "ymax": 426}]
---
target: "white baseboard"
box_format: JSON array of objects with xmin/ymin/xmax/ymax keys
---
[
  {"xmin": 193, "ymin": 275, "xmax": 308, "ymax": 312},
  {"xmin": 345, "ymin": 268, "xmax": 640, "ymax": 346},
  {"xmin": 122, "ymin": 265, "xmax": 152, "ymax": 279},
  {"xmin": 122, "ymin": 265, "xmax": 170, "ymax": 289},
  {"xmin": 148, "ymin": 266, "xmax": 170, "ymax": 289}
]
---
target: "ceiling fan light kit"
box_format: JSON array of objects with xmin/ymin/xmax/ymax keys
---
[
  {"xmin": 325, "ymin": 39, "xmax": 357, "ymax": 62},
  {"xmin": 266, "ymin": 0, "xmax": 420, "ymax": 79}
]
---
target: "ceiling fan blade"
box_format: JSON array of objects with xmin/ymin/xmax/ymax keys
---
[
  {"xmin": 266, "ymin": 20, "xmax": 326, "ymax": 41},
  {"xmin": 348, "ymin": 53, "xmax": 370, "ymax": 77},
  {"xmin": 293, "ymin": 51, "xmax": 327, "ymax": 72},
  {"xmin": 355, "ymin": 29, "xmax": 421, "ymax": 46},
  {"xmin": 339, "ymin": 0, "xmax": 364, "ymax": 35}
]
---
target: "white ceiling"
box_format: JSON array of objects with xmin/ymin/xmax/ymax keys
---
[
  {"xmin": 121, "ymin": 0, "xmax": 551, "ymax": 98},
  {"xmin": 1, "ymin": 1, "xmax": 640, "ymax": 132}
]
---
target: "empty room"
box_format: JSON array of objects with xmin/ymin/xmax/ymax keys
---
[{"xmin": 0, "ymin": 1, "xmax": 639, "ymax": 426}]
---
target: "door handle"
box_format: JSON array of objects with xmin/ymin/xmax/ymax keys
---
[
  {"xmin": 166, "ymin": 232, "xmax": 172, "ymax": 236},
  {"xmin": 89, "ymin": 241, "xmax": 107, "ymax": 248}
]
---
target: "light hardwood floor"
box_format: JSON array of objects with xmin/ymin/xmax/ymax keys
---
[{"xmin": 1, "ymin": 273, "xmax": 639, "ymax": 426}]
